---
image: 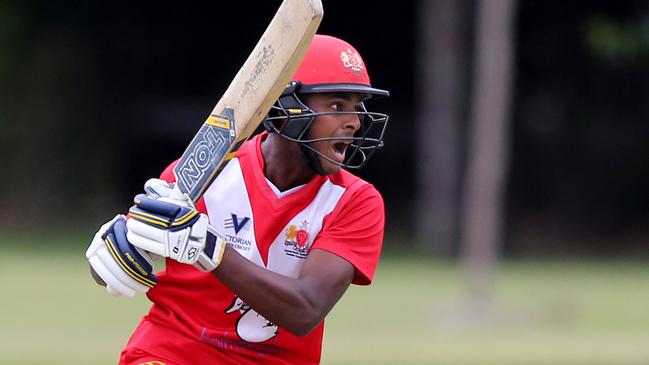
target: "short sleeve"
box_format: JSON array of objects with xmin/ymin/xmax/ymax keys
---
[{"xmin": 311, "ymin": 184, "xmax": 385, "ymax": 285}]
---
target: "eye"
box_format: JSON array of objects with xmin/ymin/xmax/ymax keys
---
[{"xmin": 330, "ymin": 102, "xmax": 342, "ymax": 111}]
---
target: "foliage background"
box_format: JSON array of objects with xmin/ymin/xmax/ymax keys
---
[{"xmin": 1, "ymin": 1, "xmax": 647, "ymax": 252}]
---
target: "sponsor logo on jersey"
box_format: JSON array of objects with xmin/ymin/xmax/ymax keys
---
[
  {"xmin": 284, "ymin": 220, "xmax": 310, "ymax": 259},
  {"xmin": 224, "ymin": 213, "xmax": 252, "ymax": 252},
  {"xmin": 224, "ymin": 296, "xmax": 278, "ymax": 343},
  {"xmin": 224, "ymin": 213, "xmax": 250, "ymax": 234}
]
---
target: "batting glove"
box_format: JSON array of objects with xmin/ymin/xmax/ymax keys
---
[
  {"xmin": 126, "ymin": 187, "xmax": 226, "ymax": 272},
  {"xmin": 85, "ymin": 215, "xmax": 157, "ymax": 297}
]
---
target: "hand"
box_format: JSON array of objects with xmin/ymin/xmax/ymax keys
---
[
  {"xmin": 126, "ymin": 179, "xmax": 227, "ymax": 272},
  {"xmin": 85, "ymin": 215, "xmax": 157, "ymax": 297}
]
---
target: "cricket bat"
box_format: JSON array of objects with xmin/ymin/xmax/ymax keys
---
[{"xmin": 172, "ymin": 0, "xmax": 323, "ymax": 203}]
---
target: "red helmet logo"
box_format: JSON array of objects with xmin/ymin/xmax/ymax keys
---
[{"xmin": 339, "ymin": 49, "xmax": 364, "ymax": 72}]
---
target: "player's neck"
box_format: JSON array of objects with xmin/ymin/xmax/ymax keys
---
[{"xmin": 261, "ymin": 133, "xmax": 314, "ymax": 192}]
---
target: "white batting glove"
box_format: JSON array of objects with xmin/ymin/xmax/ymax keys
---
[
  {"xmin": 143, "ymin": 178, "xmax": 191, "ymax": 205},
  {"xmin": 126, "ymin": 179, "xmax": 227, "ymax": 272},
  {"xmin": 85, "ymin": 215, "xmax": 157, "ymax": 297}
]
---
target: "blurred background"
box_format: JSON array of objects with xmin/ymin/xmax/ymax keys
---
[{"xmin": 1, "ymin": 0, "xmax": 648, "ymax": 364}]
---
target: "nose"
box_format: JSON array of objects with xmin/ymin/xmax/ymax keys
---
[{"xmin": 343, "ymin": 112, "xmax": 361, "ymax": 133}]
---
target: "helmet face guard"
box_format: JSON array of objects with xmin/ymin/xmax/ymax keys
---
[
  {"xmin": 263, "ymin": 34, "xmax": 390, "ymax": 173},
  {"xmin": 264, "ymin": 81, "xmax": 389, "ymax": 171}
]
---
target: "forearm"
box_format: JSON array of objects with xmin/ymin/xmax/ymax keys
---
[
  {"xmin": 122, "ymin": 181, "xmax": 355, "ymax": 335},
  {"xmin": 213, "ymin": 246, "xmax": 330, "ymax": 336}
]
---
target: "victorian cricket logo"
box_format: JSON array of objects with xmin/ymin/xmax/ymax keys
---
[
  {"xmin": 223, "ymin": 213, "xmax": 252, "ymax": 253},
  {"xmin": 225, "ymin": 213, "xmax": 250, "ymax": 234},
  {"xmin": 284, "ymin": 220, "xmax": 310, "ymax": 259}
]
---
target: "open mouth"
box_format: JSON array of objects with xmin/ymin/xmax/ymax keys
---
[{"xmin": 331, "ymin": 141, "xmax": 351, "ymax": 163}]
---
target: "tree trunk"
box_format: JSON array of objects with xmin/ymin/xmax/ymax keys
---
[
  {"xmin": 415, "ymin": 0, "xmax": 470, "ymax": 256},
  {"xmin": 460, "ymin": 0, "xmax": 516, "ymax": 314}
]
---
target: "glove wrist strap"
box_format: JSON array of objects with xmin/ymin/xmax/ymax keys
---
[{"xmin": 194, "ymin": 226, "xmax": 227, "ymax": 272}]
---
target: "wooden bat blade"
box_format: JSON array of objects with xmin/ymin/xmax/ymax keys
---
[{"xmin": 173, "ymin": 0, "xmax": 323, "ymax": 202}]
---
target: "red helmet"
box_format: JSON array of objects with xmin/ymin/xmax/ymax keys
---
[
  {"xmin": 291, "ymin": 34, "xmax": 389, "ymax": 98},
  {"xmin": 264, "ymin": 34, "xmax": 390, "ymax": 174}
]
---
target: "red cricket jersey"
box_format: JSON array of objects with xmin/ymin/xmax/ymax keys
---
[{"xmin": 121, "ymin": 132, "xmax": 385, "ymax": 364}]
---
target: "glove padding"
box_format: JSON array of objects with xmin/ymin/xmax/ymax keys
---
[
  {"xmin": 126, "ymin": 183, "xmax": 226, "ymax": 272},
  {"xmin": 85, "ymin": 215, "xmax": 157, "ymax": 297}
]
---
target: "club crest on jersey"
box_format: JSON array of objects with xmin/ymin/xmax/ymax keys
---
[
  {"xmin": 284, "ymin": 220, "xmax": 310, "ymax": 259},
  {"xmin": 340, "ymin": 49, "xmax": 364, "ymax": 72}
]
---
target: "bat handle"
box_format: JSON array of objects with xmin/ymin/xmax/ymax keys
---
[
  {"xmin": 171, "ymin": 184, "xmax": 195, "ymax": 206},
  {"xmin": 143, "ymin": 178, "xmax": 194, "ymax": 206}
]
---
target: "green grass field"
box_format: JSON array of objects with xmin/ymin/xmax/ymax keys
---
[{"xmin": 2, "ymin": 238, "xmax": 649, "ymax": 364}]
